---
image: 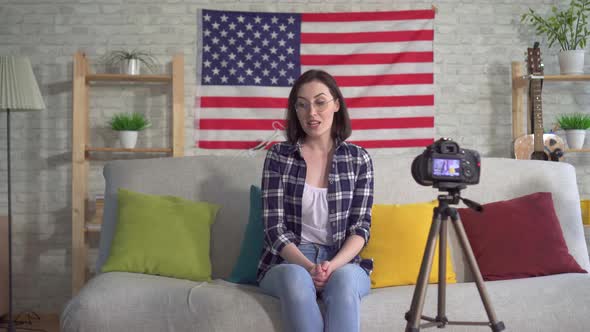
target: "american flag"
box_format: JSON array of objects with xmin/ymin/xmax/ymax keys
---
[{"xmin": 195, "ymin": 8, "xmax": 435, "ymax": 149}]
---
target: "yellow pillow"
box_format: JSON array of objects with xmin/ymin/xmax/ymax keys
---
[{"xmin": 361, "ymin": 201, "xmax": 457, "ymax": 288}]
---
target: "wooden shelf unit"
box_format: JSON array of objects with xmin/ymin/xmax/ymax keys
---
[
  {"xmin": 71, "ymin": 51, "xmax": 185, "ymax": 295},
  {"xmin": 511, "ymin": 61, "xmax": 590, "ymax": 153}
]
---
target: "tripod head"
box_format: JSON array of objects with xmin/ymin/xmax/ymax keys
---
[{"xmin": 437, "ymin": 187, "xmax": 483, "ymax": 212}]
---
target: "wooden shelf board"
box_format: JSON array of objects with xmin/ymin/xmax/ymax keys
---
[
  {"xmin": 566, "ymin": 148, "xmax": 590, "ymax": 153},
  {"xmin": 86, "ymin": 147, "xmax": 173, "ymax": 153},
  {"xmin": 543, "ymin": 75, "xmax": 590, "ymax": 81},
  {"xmin": 86, "ymin": 73, "xmax": 172, "ymax": 83}
]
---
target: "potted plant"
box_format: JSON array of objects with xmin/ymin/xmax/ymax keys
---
[
  {"xmin": 521, "ymin": 0, "xmax": 590, "ymax": 75},
  {"xmin": 101, "ymin": 49, "xmax": 159, "ymax": 75},
  {"xmin": 108, "ymin": 112, "xmax": 151, "ymax": 149},
  {"xmin": 556, "ymin": 112, "xmax": 590, "ymax": 149}
]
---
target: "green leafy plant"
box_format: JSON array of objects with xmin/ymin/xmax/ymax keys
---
[
  {"xmin": 108, "ymin": 112, "xmax": 151, "ymax": 131},
  {"xmin": 521, "ymin": 0, "xmax": 590, "ymax": 50},
  {"xmin": 556, "ymin": 112, "xmax": 590, "ymax": 130},
  {"xmin": 100, "ymin": 49, "xmax": 159, "ymax": 73}
]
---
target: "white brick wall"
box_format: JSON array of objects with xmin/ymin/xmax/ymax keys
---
[{"xmin": 1, "ymin": 0, "xmax": 589, "ymax": 312}]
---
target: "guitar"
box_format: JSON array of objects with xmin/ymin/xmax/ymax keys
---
[{"xmin": 514, "ymin": 43, "xmax": 565, "ymax": 161}]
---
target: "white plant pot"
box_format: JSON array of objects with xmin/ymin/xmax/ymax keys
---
[
  {"xmin": 119, "ymin": 130, "xmax": 138, "ymax": 149},
  {"xmin": 565, "ymin": 129, "xmax": 586, "ymax": 149},
  {"xmin": 558, "ymin": 50, "xmax": 585, "ymax": 75},
  {"xmin": 122, "ymin": 59, "xmax": 140, "ymax": 75}
]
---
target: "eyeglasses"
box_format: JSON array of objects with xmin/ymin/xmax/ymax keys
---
[{"xmin": 294, "ymin": 98, "xmax": 336, "ymax": 113}]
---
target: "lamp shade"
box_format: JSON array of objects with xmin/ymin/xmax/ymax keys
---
[{"xmin": 0, "ymin": 56, "xmax": 45, "ymax": 111}]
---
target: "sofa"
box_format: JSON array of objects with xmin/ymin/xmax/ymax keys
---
[{"xmin": 61, "ymin": 154, "xmax": 590, "ymax": 331}]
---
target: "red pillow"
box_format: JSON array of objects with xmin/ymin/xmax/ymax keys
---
[{"xmin": 458, "ymin": 192, "xmax": 587, "ymax": 281}]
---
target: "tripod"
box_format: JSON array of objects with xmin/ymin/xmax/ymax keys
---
[{"xmin": 404, "ymin": 188, "xmax": 505, "ymax": 332}]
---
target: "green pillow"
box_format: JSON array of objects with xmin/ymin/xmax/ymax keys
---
[
  {"xmin": 227, "ymin": 185, "xmax": 263, "ymax": 284},
  {"xmin": 101, "ymin": 188, "xmax": 220, "ymax": 281}
]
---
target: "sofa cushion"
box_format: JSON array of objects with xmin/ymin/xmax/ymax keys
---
[
  {"xmin": 101, "ymin": 188, "xmax": 220, "ymax": 281},
  {"xmin": 458, "ymin": 192, "xmax": 587, "ymax": 281},
  {"xmin": 360, "ymin": 201, "xmax": 456, "ymax": 288},
  {"xmin": 227, "ymin": 185, "xmax": 264, "ymax": 284}
]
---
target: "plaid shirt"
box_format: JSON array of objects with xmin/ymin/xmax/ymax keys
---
[{"xmin": 257, "ymin": 140, "xmax": 374, "ymax": 282}]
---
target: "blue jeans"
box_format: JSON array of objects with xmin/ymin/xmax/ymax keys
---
[{"xmin": 259, "ymin": 243, "xmax": 371, "ymax": 332}]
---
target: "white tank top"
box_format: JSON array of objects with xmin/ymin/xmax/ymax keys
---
[{"xmin": 300, "ymin": 183, "xmax": 333, "ymax": 245}]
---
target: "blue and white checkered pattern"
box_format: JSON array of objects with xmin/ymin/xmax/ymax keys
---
[{"xmin": 257, "ymin": 140, "xmax": 374, "ymax": 282}]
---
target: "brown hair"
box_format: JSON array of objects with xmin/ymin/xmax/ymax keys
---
[{"xmin": 285, "ymin": 69, "xmax": 352, "ymax": 144}]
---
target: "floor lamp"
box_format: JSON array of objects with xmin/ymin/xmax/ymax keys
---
[{"xmin": 0, "ymin": 56, "xmax": 46, "ymax": 332}]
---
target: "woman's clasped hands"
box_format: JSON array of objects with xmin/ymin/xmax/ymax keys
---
[{"xmin": 309, "ymin": 261, "xmax": 334, "ymax": 290}]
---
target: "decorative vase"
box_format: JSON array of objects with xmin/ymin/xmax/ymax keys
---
[
  {"xmin": 558, "ymin": 50, "xmax": 585, "ymax": 75},
  {"xmin": 119, "ymin": 130, "xmax": 138, "ymax": 149},
  {"xmin": 565, "ymin": 129, "xmax": 586, "ymax": 149},
  {"xmin": 123, "ymin": 59, "xmax": 140, "ymax": 75}
]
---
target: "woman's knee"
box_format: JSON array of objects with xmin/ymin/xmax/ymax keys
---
[
  {"xmin": 270, "ymin": 264, "xmax": 316, "ymax": 298},
  {"xmin": 324, "ymin": 264, "xmax": 369, "ymax": 298}
]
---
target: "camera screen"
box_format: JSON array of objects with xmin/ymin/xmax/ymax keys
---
[{"xmin": 432, "ymin": 158, "xmax": 460, "ymax": 177}]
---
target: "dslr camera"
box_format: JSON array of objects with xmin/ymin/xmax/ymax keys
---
[{"xmin": 411, "ymin": 138, "xmax": 481, "ymax": 190}]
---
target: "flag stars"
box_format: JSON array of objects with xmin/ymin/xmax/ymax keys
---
[{"xmin": 201, "ymin": 10, "xmax": 301, "ymax": 87}]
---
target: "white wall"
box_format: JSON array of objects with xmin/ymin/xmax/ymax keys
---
[{"xmin": 1, "ymin": 0, "xmax": 589, "ymax": 312}]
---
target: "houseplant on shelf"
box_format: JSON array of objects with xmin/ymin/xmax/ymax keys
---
[
  {"xmin": 108, "ymin": 112, "xmax": 151, "ymax": 149},
  {"xmin": 101, "ymin": 49, "xmax": 159, "ymax": 75},
  {"xmin": 521, "ymin": 0, "xmax": 590, "ymax": 75},
  {"xmin": 556, "ymin": 112, "xmax": 590, "ymax": 149}
]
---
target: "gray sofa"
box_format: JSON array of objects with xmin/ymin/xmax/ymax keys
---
[{"xmin": 61, "ymin": 155, "xmax": 590, "ymax": 331}]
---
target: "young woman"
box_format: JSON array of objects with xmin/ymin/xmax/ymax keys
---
[{"xmin": 257, "ymin": 69, "xmax": 374, "ymax": 332}]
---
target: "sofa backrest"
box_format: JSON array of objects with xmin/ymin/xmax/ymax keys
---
[{"xmin": 96, "ymin": 155, "xmax": 590, "ymax": 283}]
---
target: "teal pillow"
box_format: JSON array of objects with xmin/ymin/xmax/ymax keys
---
[
  {"xmin": 227, "ymin": 185, "xmax": 263, "ymax": 284},
  {"xmin": 101, "ymin": 188, "xmax": 220, "ymax": 281}
]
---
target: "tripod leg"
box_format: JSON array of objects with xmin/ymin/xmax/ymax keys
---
[
  {"xmin": 436, "ymin": 209, "xmax": 448, "ymax": 326},
  {"xmin": 449, "ymin": 211, "xmax": 505, "ymax": 332},
  {"xmin": 405, "ymin": 208, "xmax": 443, "ymax": 332}
]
